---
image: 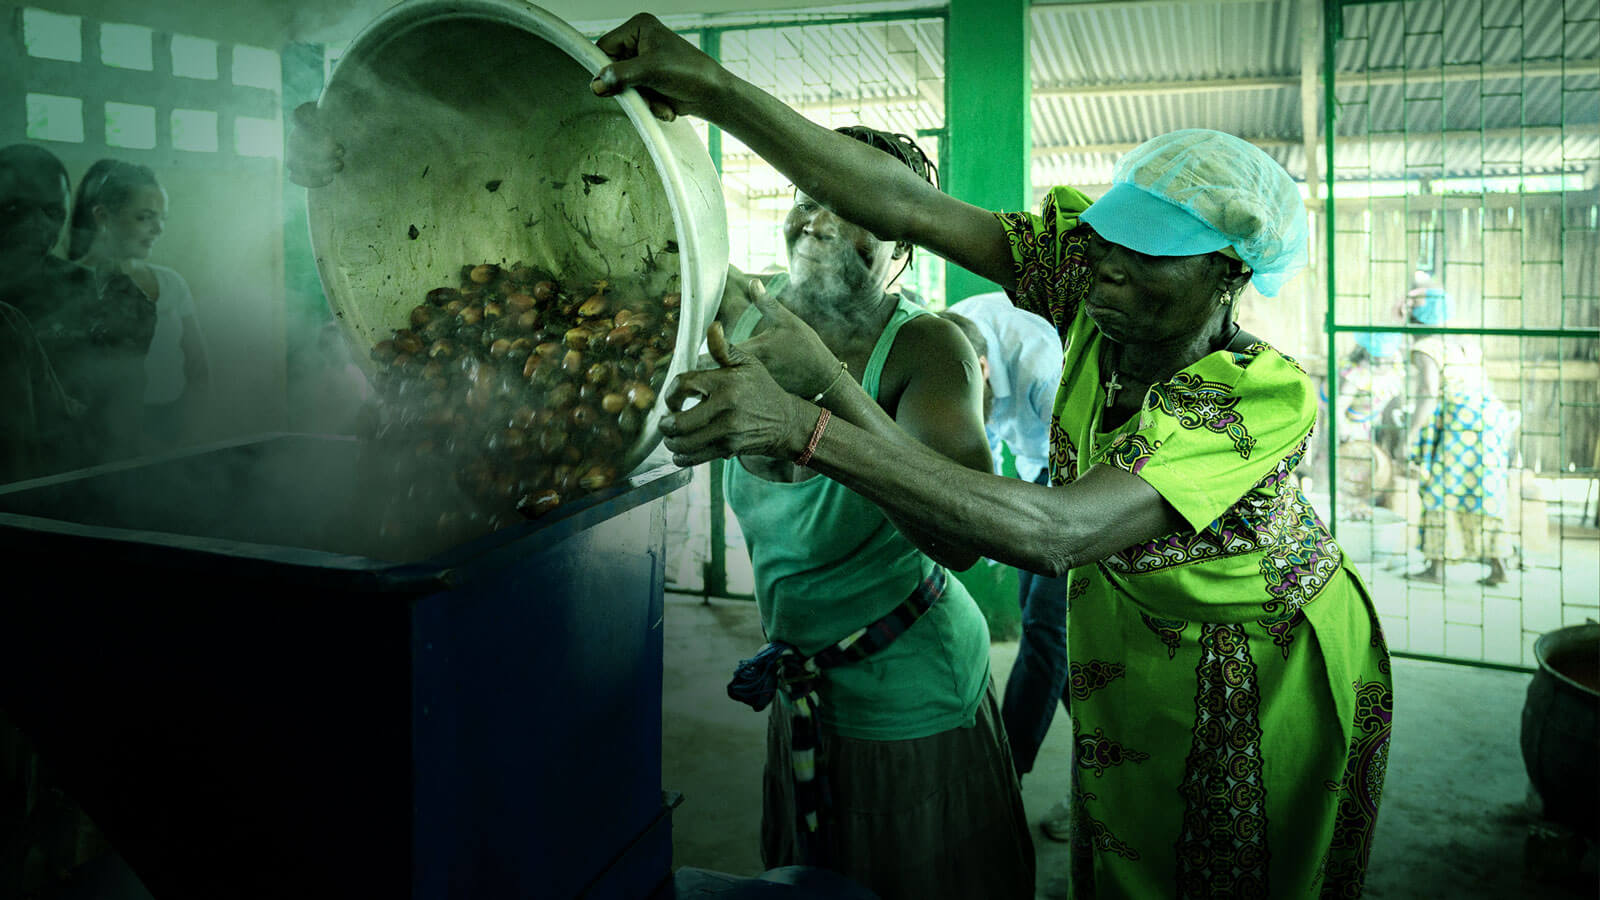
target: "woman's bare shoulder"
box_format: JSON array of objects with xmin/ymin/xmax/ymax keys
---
[{"xmin": 884, "ymin": 312, "xmax": 977, "ymax": 387}]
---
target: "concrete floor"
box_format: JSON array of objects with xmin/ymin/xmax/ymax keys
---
[{"xmin": 661, "ymin": 592, "xmax": 1598, "ymax": 899}]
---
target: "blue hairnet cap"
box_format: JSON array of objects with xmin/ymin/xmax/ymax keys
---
[
  {"xmin": 1408, "ymin": 287, "xmax": 1452, "ymax": 325},
  {"xmin": 1079, "ymin": 129, "xmax": 1310, "ymax": 297},
  {"xmin": 1354, "ymin": 331, "xmax": 1405, "ymax": 359}
]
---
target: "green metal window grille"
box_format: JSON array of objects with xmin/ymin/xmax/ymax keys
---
[
  {"xmin": 1324, "ymin": 0, "xmax": 1599, "ymax": 670},
  {"xmin": 9, "ymin": 14, "xmax": 288, "ymax": 163}
]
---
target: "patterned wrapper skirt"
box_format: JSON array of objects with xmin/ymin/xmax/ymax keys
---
[
  {"xmin": 1409, "ymin": 388, "xmax": 1516, "ymax": 517},
  {"xmin": 1410, "ymin": 388, "xmax": 1517, "ymax": 561},
  {"xmin": 761, "ymin": 678, "xmax": 1036, "ymax": 900}
]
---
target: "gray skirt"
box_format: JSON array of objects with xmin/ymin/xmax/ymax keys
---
[{"xmin": 761, "ymin": 678, "xmax": 1036, "ymax": 900}]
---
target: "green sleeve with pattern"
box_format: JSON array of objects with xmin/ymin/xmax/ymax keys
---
[
  {"xmin": 994, "ymin": 185, "xmax": 1095, "ymax": 333},
  {"xmin": 1099, "ymin": 348, "xmax": 1316, "ymax": 533}
]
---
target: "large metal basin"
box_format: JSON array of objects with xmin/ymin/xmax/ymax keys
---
[{"xmin": 307, "ymin": 0, "xmax": 727, "ymax": 474}]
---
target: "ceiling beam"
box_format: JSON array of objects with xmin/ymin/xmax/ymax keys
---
[
  {"xmin": 720, "ymin": 124, "xmax": 1590, "ymax": 169},
  {"xmin": 1033, "ymin": 59, "xmax": 1593, "ymax": 100},
  {"xmin": 1032, "ymin": 125, "xmax": 1584, "ymax": 158},
  {"xmin": 1031, "ymin": 0, "xmax": 1268, "ymax": 8},
  {"xmin": 784, "ymin": 58, "xmax": 1596, "ymax": 115}
]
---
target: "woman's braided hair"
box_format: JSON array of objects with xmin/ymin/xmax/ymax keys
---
[{"xmin": 832, "ymin": 125, "xmax": 939, "ymax": 267}]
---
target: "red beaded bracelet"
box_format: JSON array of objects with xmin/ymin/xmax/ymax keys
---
[{"xmin": 795, "ymin": 407, "xmax": 831, "ymax": 467}]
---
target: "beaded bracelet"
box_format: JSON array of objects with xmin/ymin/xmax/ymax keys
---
[
  {"xmin": 796, "ymin": 408, "xmax": 831, "ymax": 468},
  {"xmin": 810, "ymin": 361, "xmax": 849, "ymax": 404}
]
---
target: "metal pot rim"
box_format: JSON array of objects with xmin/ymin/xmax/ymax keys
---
[{"xmin": 1532, "ymin": 622, "xmax": 1600, "ymax": 699}]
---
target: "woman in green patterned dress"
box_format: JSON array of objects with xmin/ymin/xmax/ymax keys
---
[{"xmin": 594, "ymin": 15, "xmax": 1393, "ymax": 898}]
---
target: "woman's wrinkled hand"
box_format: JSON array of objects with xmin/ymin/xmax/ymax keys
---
[
  {"xmin": 660, "ymin": 320, "xmax": 811, "ymax": 467},
  {"xmin": 589, "ymin": 13, "xmax": 731, "ymax": 122},
  {"xmin": 736, "ymin": 279, "xmax": 847, "ymax": 399},
  {"xmin": 286, "ymin": 102, "xmax": 343, "ymax": 188}
]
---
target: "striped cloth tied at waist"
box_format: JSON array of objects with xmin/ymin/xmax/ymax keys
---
[{"xmin": 725, "ymin": 566, "xmax": 947, "ymax": 867}]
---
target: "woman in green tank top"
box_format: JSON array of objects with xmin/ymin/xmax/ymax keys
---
[{"xmin": 700, "ymin": 126, "xmax": 1035, "ymax": 900}]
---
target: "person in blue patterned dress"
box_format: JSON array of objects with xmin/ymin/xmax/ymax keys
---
[{"xmin": 1400, "ymin": 274, "xmax": 1519, "ymax": 585}]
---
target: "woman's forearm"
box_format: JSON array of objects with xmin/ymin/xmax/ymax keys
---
[
  {"xmin": 817, "ymin": 378, "xmax": 988, "ymax": 570},
  {"xmin": 712, "ymin": 79, "xmax": 932, "ymax": 245},
  {"xmin": 779, "ymin": 392, "xmax": 1091, "ymax": 577},
  {"xmin": 709, "ymin": 79, "xmax": 1014, "ymax": 287}
]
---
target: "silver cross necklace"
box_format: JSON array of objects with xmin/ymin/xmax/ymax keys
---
[
  {"xmin": 1101, "ymin": 341, "xmax": 1141, "ymax": 410},
  {"xmin": 1102, "ymin": 366, "xmax": 1125, "ymax": 409},
  {"xmin": 1103, "ymin": 321, "xmax": 1242, "ymax": 409}
]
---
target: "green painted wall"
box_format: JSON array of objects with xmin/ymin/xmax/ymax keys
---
[{"xmin": 944, "ymin": 0, "xmax": 1030, "ymax": 306}]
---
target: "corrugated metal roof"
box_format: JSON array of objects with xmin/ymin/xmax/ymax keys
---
[
  {"xmin": 677, "ymin": 1, "xmax": 1592, "ymax": 208},
  {"xmin": 1029, "ymin": 0, "xmax": 1308, "ymax": 194},
  {"xmin": 1028, "ymin": 0, "xmax": 1596, "ymax": 194},
  {"xmin": 1030, "ymin": 0, "xmax": 1593, "ymax": 196},
  {"xmin": 1031, "ymin": 0, "xmax": 1302, "ymax": 86},
  {"xmin": 716, "ymin": 15, "xmax": 945, "ymax": 209}
]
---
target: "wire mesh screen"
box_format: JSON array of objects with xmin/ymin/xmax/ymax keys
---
[{"xmin": 1327, "ymin": 0, "xmax": 1599, "ymax": 666}]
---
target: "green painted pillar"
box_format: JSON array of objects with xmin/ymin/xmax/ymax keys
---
[
  {"xmin": 945, "ymin": 0, "xmax": 1030, "ymax": 306},
  {"xmin": 281, "ymin": 42, "xmax": 326, "ymax": 428}
]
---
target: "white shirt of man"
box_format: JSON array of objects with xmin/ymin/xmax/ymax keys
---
[{"xmin": 945, "ymin": 292, "xmax": 1063, "ymax": 484}]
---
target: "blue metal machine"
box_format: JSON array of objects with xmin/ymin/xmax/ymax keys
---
[{"xmin": 0, "ymin": 434, "xmax": 875, "ymax": 899}]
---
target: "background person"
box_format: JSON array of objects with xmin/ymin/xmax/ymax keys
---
[
  {"xmin": 937, "ymin": 297, "xmax": 1078, "ymax": 838},
  {"xmin": 1400, "ymin": 272, "xmax": 1518, "ymax": 586},
  {"xmin": 0, "ymin": 145, "xmax": 80, "ymax": 482},
  {"xmin": 69, "ymin": 159, "xmax": 209, "ymax": 454},
  {"xmin": 707, "ymin": 126, "xmax": 1035, "ymax": 900},
  {"xmin": 1333, "ymin": 331, "xmax": 1408, "ymax": 514},
  {"xmin": 0, "ymin": 143, "xmax": 151, "ymax": 472},
  {"xmin": 0, "ymin": 304, "xmax": 79, "ymax": 483}
]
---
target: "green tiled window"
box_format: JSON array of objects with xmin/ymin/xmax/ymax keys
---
[
  {"xmin": 105, "ymin": 101, "xmax": 158, "ymax": 149},
  {"xmin": 101, "ymin": 23, "xmax": 154, "ymax": 71},
  {"xmin": 235, "ymin": 115, "xmax": 282, "ymax": 158},
  {"xmin": 232, "ymin": 45, "xmax": 281, "ymax": 91},
  {"xmin": 172, "ymin": 108, "xmax": 219, "ymax": 152},
  {"xmin": 25, "ymin": 93, "xmax": 84, "ymax": 143},
  {"xmin": 22, "ymin": 8, "xmax": 82, "ymax": 63},
  {"xmin": 171, "ymin": 34, "xmax": 219, "ymax": 80}
]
